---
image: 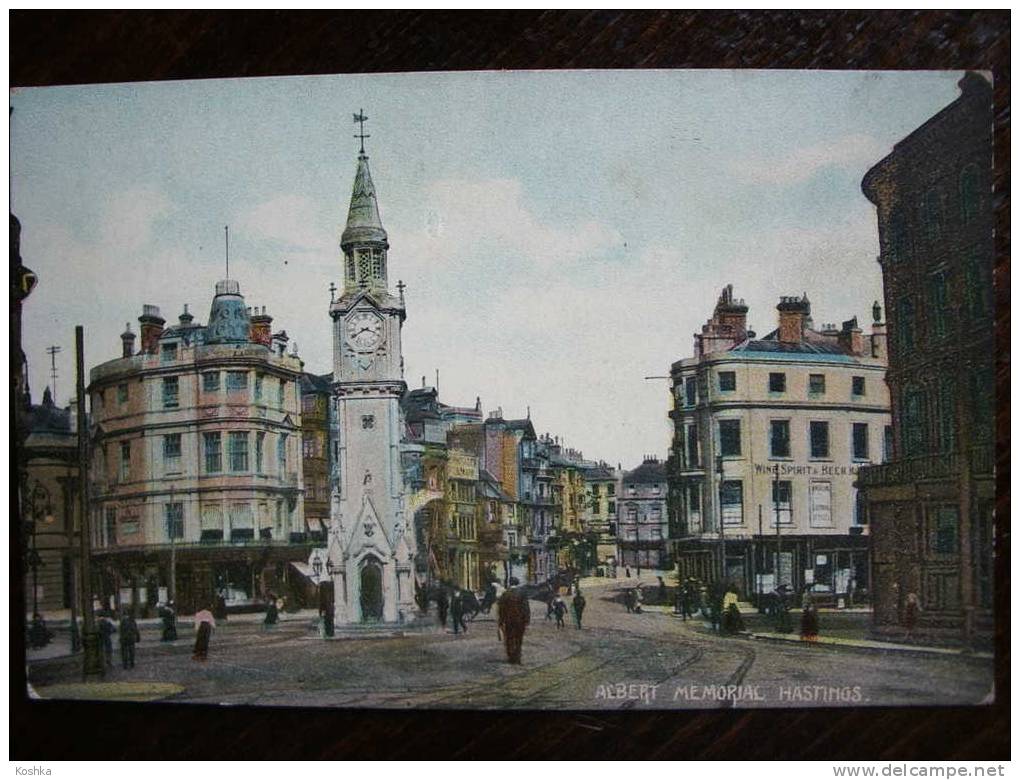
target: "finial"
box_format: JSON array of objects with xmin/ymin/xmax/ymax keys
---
[
  {"xmin": 353, "ymin": 109, "xmax": 370, "ymax": 155},
  {"xmin": 224, "ymin": 225, "xmax": 230, "ymax": 279},
  {"xmin": 329, "ymin": 281, "xmax": 337, "ymax": 303},
  {"xmin": 397, "ymin": 279, "xmax": 406, "ymax": 303}
]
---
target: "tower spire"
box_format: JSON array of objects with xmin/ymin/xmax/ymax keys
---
[{"xmin": 341, "ymin": 110, "xmax": 389, "ymax": 292}]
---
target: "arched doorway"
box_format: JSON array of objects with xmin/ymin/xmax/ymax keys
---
[{"xmin": 360, "ymin": 558, "xmax": 384, "ymax": 622}]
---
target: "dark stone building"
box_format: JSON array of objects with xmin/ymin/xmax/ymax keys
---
[{"xmin": 858, "ymin": 72, "xmax": 995, "ymax": 643}]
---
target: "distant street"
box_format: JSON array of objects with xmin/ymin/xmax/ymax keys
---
[{"xmin": 27, "ymin": 580, "xmax": 993, "ymax": 710}]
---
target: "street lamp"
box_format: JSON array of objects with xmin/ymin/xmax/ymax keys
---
[
  {"xmin": 311, "ymin": 551, "xmax": 323, "ymax": 580},
  {"xmin": 716, "ymin": 454, "xmax": 725, "ymax": 587},
  {"xmin": 25, "ymin": 482, "xmax": 54, "ymax": 621}
]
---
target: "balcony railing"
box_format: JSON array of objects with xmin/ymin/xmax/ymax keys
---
[{"xmin": 858, "ymin": 451, "xmax": 960, "ymax": 487}]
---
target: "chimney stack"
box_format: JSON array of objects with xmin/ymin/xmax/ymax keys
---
[
  {"xmin": 138, "ymin": 304, "xmax": 165, "ymax": 354},
  {"xmin": 776, "ymin": 295, "xmax": 810, "ymax": 343},
  {"xmin": 250, "ymin": 306, "xmax": 273, "ymax": 347},
  {"xmin": 179, "ymin": 303, "xmax": 194, "ymax": 327},
  {"xmin": 121, "ymin": 323, "xmax": 136, "ymax": 358},
  {"xmin": 839, "ymin": 317, "xmax": 864, "ymax": 356}
]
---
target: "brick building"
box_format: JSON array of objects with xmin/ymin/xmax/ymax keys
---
[{"xmin": 858, "ymin": 72, "xmax": 995, "ymax": 642}]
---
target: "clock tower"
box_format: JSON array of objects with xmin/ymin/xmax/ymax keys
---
[{"xmin": 325, "ymin": 125, "xmax": 415, "ymax": 625}]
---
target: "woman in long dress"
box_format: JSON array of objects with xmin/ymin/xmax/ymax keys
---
[{"xmin": 192, "ymin": 608, "xmax": 216, "ymax": 661}]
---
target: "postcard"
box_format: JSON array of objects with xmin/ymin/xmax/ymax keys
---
[{"xmin": 13, "ymin": 68, "xmax": 995, "ymax": 710}]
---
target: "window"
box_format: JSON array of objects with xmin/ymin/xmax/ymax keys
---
[
  {"xmin": 161, "ymin": 342, "xmax": 178, "ymax": 363},
  {"xmin": 960, "ymin": 165, "xmax": 981, "ymax": 223},
  {"xmin": 256, "ymin": 432, "xmax": 265, "ymax": 473},
  {"xmin": 854, "ymin": 490, "xmax": 868, "ymax": 526},
  {"xmin": 809, "ymin": 421, "xmax": 830, "ymax": 459},
  {"xmin": 929, "ymin": 271, "xmax": 949, "ymax": 340},
  {"xmin": 203, "ymin": 432, "xmax": 222, "ymax": 473},
  {"xmin": 652, "ymin": 483, "xmax": 661, "ymax": 495},
  {"xmin": 897, "ymin": 298, "xmax": 915, "ymax": 353},
  {"xmin": 228, "ymin": 431, "xmax": 249, "ymax": 472},
  {"xmin": 718, "ymin": 371, "xmax": 736, "ymax": 392},
  {"xmin": 277, "ymin": 433, "xmax": 288, "ymax": 475},
  {"xmin": 771, "ymin": 480, "xmax": 792, "ymax": 525},
  {"xmin": 163, "ymin": 433, "xmax": 182, "ymax": 471},
  {"xmin": 203, "ymin": 372, "xmax": 220, "ymax": 392},
  {"xmin": 719, "ymin": 419, "xmax": 741, "ymax": 457},
  {"xmin": 345, "ymin": 253, "xmax": 356, "ymax": 283},
  {"xmin": 923, "ymin": 188, "xmax": 942, "ymax": 240},
  {"xmin": 686, "ymin": 423, "xmax": 699, "ymax": 467},
  {"xmin": 104, "ymin": 507, "xmax": 117, "ymax": 546},
  {"xmin": 770, "ymin": 420, "xmax": 790, "ymax": 458},
  {"xmin": 852, "ymin": 423, "xmax": 869, "ymax": 460},
  {"xmin": 684, "ymin": 377, "xmax": 696, "ymax": 407},
  {"xmin": 809, "ymin": 374, "xmax": 826, "ymax": 394},
  {"xmin": 902, "ymin": 388, "xmax": 926, "ymax": 457},
  {"xmin": 117, "ymin": 383, "xmax": 129, "ymax": 404},
  {"xmin": 808, "ymin": 481, "xmax": 833, "ymax": 528},
  {"xmin": 965, "ymin": 255, "xmax": 991, "ymax": 319},
  {"xmin": 162, "ymin": 376, "xmax": 179, "ymax": 409},
  {"xmin": 769, "ymin": 373, "xmax": 786, "ymax": 393},
  {"xmin": 255, "ymin": 374, "xmax": 264, "ymax": 402},
  {"xmin": 165, "ymin": 502, "xmax": 184, "ymax": 540},
  {"xmin": 229, "ymin": 503, "xmax": 254, "ymax": 541},
  {"xmin": 119, "ymin": 441, "xmax": 131, "ymax": 481},
  {"xmin": 626, "ymin": 505, "xmax": 638, "ymax": 522},
  {"xmin": 933, "ymin": 506, "xmax": 959, "ymax": 554},
  {"xmin": 852, "ymin": 376, "xmax": 866, "ymax": 396},
  {"xmin": 226, "ymin": 371, "xmax": 248, "ymax": 392},
  {"xmin": 884, "ymin": 425, "xmax": 894, "ymax": 462},
  {"xmin": 687, "ymin": 483, "xmax": 700, "ymax": 512},
  {"xmin": 278, "ymin": 379, "xmax": 286, "ymax": 407},
  {"xmin": 720, "ymin": 480, "xmax": 743, "ymax": 526},
  {"xmin": 607, "ymin": 501, "xmax": 616, "ymax": 515},
  {"xmin": 607, "ymin": 483, "xmax": 615, "ymax": 497}
]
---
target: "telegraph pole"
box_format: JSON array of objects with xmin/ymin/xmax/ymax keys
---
[
  {"xmin": 46, "ymin": 345, "xmax": 61, "ymax": 404},
  {"xmin": 76, "ymin": 326, "xmax": 103, "ymax": 678}
]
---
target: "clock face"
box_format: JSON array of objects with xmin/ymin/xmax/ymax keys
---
[{"xmin": 345, "ymin": 312, "xmax": 382, "ymax": 351}]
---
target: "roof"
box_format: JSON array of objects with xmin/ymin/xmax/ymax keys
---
[
  {"xmin": 584, "ymin": 464, "xmax": 617, "ymax": 481},
  {"xmin": 623, "ymin": 460, "xmax": 667, "ymax": 484},
  {"xmin": 341, "ymin": 154, "xmax": 388, "ymax": 248},
  {"xmin": 300, "ymin": 372, "xmax": 333, "ymax": 394},
  {"xmin": 26, "ymin": 388, "xmax": 72, "ymax": 435}
]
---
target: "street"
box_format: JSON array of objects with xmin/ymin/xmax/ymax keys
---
[{"xmin": 26, "ymin": 580, "xmax": 994, "ymax": 710}]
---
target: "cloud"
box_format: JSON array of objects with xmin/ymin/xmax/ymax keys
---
[
  {"xmin": 235, "ymin": 193, "xmax": 333, "ymax": 253},
  {"xmin": 98, "ymin": 188, "xmax": 172, "ymax": 252},
  {"xmin": 395, "ymin": 177, "xmax": 623, "ymax": 274},
  {"xmin": 736, "ymin": 133, "xmax": 889, "ymax": 186}
]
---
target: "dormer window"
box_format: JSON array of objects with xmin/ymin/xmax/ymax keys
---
[{"xmin": 161, "ymin": 342, "xmax": 178, "ymax": 363}]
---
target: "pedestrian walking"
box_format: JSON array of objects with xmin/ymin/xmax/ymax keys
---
[
  {"xmin": 904, "ymin": 592, "xmax": 920, "ymax": 640},
  {"xmin": 119, "ymin": 612, "xmax": 141, "ymax": 669},
  {"xmin": 98, "ymin": 612, "xmax": 117, "ymax": 669},
  {"xmin": 158, "ymin": 602, "xmax": 178, "ymax": 642},
  {"xmin": 624, "ymin": 588, "xmax": 634, "ymax": 613},
  {"xmin": 450, "ymin": 589, "xmax": 468, "ymax": 635},
  {"xmin": 571, "ymin": 591, "xmax": 586, "ymax": 629},
  {"xmin": 625, "ymin": 567, "xmax": 631, "ymax": 579},
  {"xmin": 553, "ymin": 595, "xmax": 567, "ymax": 629},
  {"xmin": 436, "ymin": 587, "xmax": 449, "ymax": 628},
  {"xmin": 657, "ymin": 576, "xmax": 667, "ymax": 604},
  {"xmin": 800, "ymin": 594, "xmax": 819, "ymax": 641},
  {"xmin": 633, "ymin": 584, "xmax": 644, "ymax": 614},
  {"xmin": 497, "ymin": 582, "xmax": 531, "ymax": 665},
  {"xmin": 545, "ymin": 593, "xmax": 556, "ymax": 621},
  {"xmin": 193, "ymin": 607, "xmax": 216, "ymax": 661},
  {"xmin": 263, "ymin": 596, "xmax": 279, "ymax": 629}
]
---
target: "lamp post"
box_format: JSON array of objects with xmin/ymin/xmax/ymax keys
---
[
  {"xmin": 25, "ymin": 482, "xmax": 54, "ymax": 618},
  {"xmin": 716, "ymin": 454, "xmax": 725, "ymax": 587},
  {"xmin": 77, "ymin": 325, "xmax": 104, "ymax": 679}
]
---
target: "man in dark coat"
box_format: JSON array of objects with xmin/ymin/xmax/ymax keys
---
[
  {"xmin": 497, "ymin": 584, "xmax": 531, "ymax": 664},
  {"xmin": 436, "ymin": 587, "xmax": 449, "ymax": 628},
  {"xmin": 450, "ymin": 589, "xmax": 468, "ymax": 635},
  {"xmin": 119, "ymin": 612, "xmax": 141, "ymax": 669},
  {"xmin": 571, "ymin": 591, "xmax": 586, "ymax": 629},
  {"xmin": 158, "ymin": 602, "xmax": 178, "ymax": 641},
  {"xmin": 98, "ymin": 612, "xmax": 117, "ymax": 669},
  {"xmin": 264, "ymin": 596, "xmax": 279, "ymax": 627}
]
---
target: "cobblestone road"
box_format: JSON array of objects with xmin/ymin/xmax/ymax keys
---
[{"xmin": 26, "ymin": 581, "xmax": 994, "ymax": 710}]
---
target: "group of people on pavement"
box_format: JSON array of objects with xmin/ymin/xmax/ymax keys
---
[
  {"xmin": 545, "ymin": 588, "xmax": 586, "ymax": 629},
  {"xmin": 96, "ymin": 610, "xmax": 142, "ymax": 670}
]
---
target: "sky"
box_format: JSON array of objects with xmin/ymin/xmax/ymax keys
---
[{"xmin": 11, "ymin": 69, "xmax": 964, "ymax": 469}]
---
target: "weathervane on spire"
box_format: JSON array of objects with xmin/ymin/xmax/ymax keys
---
[{"xmin": 353, "ymin": 109, "xmax": 370, "ymax": 154}]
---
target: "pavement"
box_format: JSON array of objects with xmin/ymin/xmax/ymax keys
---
[{"xmin": 24, "ymin": 579, "xmax": 995, "ymax": 710}]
